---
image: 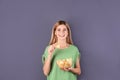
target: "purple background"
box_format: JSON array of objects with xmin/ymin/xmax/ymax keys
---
[{"xmin": 0, "ymin": 0, "xmax": 120, "ymax": 80}]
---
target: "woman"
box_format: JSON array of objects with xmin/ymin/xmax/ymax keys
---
[{"xmin": 42, "ymin": 20, "xmax": 81, "ymax": 80}]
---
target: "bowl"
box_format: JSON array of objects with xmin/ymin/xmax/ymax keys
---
[{"xmin": 56, "ymin": 58, "xmax": 72, "ymax": 69}]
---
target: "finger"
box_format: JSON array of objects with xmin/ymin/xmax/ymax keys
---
[
  {"xmin": 68, "ymin": 68, "xmax": 72, "ymax": 70},
  {"xmin": 52, "ymin": 45, "xmax": 55, "ymax": 50},
  {"xmin": 63, "ymin": 68, "xmax": 69, "ymax": 71},
  {"xmin": 50, "ymin": 45, "xmax": 54, "ymax": 51},
  {"xmin": 68, "ymin": 67, "xmax": 73, "ymax": 71}
]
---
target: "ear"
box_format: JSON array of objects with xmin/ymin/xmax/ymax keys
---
[{"xmin": 55, "ymin": 31, "xmax": 57, "ymax": 35}]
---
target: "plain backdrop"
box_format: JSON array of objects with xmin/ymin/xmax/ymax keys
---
[{"xmin": 0, "ymin": 0, "xmax": 120, "ymax": 80}]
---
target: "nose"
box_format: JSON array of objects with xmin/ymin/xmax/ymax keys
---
[
  {"xmin": 60, "ymin": 30, "xmax": 65, "ymax": 33},
  {"xmin": 59, "ymin": 31, "xmax": 64, "ymax": 35}
]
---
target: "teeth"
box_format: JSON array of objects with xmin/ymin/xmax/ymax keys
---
[{"xmin": 59, "ymin": 35, "xmax": 65, "ymax": 37}]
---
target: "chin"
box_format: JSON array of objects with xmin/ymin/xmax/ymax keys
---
[{"xmin": 58, "ymin": 37, "xmax": 66, "ymax": 40}]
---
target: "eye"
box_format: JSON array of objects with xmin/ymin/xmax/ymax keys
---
[
  {"xmin": 57, "ymin": 28, "xmax": 60, "ymax": 31},
  {"xmin": 63, "ymin": 28, "xmax": 67, "ymax": 32}
]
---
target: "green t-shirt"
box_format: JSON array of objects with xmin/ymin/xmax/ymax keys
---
[{"xmin": 42, "ymin": 44, "xmax": 81, "ymax": 80}]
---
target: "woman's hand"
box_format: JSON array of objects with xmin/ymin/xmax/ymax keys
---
[
  {"xmin": 61, "ymin": 67, "xmax": 73, "ymax": 71},
  {"xmin": 48, "ymin": 45, "xmax": 55, "ymax": 57},
  {"xmin": 61, "ymin": 58, "xmax": 81, "ymax": 75}
]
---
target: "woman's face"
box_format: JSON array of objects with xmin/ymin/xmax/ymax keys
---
[{"xmin": 55, "ymin": 25, "xmax": 68, "ymax": 40}]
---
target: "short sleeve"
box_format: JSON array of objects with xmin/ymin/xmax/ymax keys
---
[
  {"xmin": 42, "ymin": 46, "xmax": 49, "ymax": 64},
  {"xmin": 75, "ymin": 47, "xmax": 81, "ymax": 62}
]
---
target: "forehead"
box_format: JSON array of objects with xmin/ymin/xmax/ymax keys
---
[{"xmin": 56, "ymin": 25, "xmax": 67, "ymax": 29}]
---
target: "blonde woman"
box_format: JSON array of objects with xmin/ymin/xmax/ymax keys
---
[{"xmin": 42, "ymin": 20, "xmax": 81, "ymax": 80}]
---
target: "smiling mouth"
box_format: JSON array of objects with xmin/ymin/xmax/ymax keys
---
[{"xmin": 58, "ymin": 35, "xmax": 65, "ymax": 37}]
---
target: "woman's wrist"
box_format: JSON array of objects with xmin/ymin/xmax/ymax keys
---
[
  {"xmin": 69, "ymin": 67, "xmax": 74, "ymax": 71},
  {"xmin": 47, "ymin": 54, "xmax": 53, "ymax": 60}
]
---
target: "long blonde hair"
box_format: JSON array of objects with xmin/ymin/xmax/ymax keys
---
[{"xmin": 49, "ymin": 20, "xmax": 73, "ymax": 45}]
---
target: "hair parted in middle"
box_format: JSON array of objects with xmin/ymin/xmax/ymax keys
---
[{"xmin": 49, "ymin": 20, "xmax": 73, "ymax": 45}]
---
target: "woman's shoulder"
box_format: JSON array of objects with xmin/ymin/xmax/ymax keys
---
[
  {"xmin": 45, "ymin": 44, "xmax": 54, "ymax": 49},
  {"xmin": 70, "ymin": 44, "xmax": 79, "ymax": 50},
  {"xmin": 70, "ymin": 45, "xmax": 80, "ymax": 55}
]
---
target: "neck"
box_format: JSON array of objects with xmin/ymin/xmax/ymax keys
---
[
  {"xmin": 56, "ymin": 39, "xmax": 68, "ymax": 49},
  {"xmin": 57, "ymin": 39, "xmax": 67, "ymax": 45}
]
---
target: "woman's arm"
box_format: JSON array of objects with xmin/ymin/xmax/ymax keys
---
[
  {"xmin": 43, "ymin": 55, "xmax": 52, "ymax": 76},
  {"xmin": 69, "ymin": 58, "xmax": 81, "ymax": 75},
  {"xmin": 63, "ymin": 58, "xmax": 81, "ymax": 75},
  {"xmin": 43, "ymin": 45, "xmax": 55, "ymax": 76}
]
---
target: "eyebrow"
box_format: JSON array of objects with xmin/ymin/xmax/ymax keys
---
[{"xmin": 57, "ymin": 27, "xmax": 67, "ymax": 29}]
